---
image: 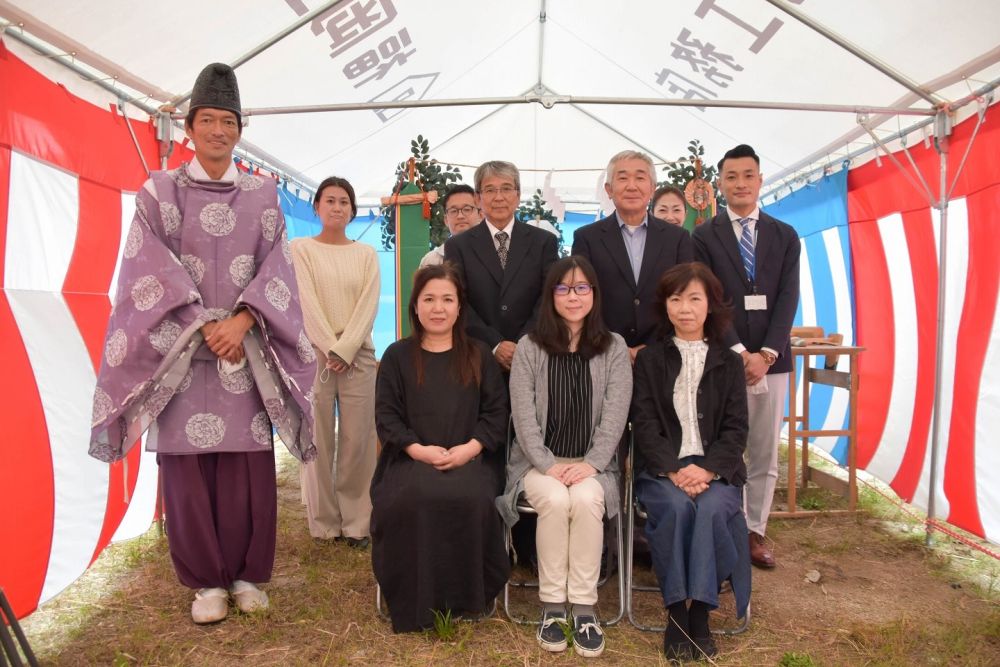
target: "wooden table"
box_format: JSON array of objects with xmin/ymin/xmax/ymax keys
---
[{"xmin": 772, "ymin": 344, "xmax": 865, "ymax": 518}]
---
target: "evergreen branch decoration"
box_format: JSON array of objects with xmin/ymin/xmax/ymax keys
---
[
  {"xmin": 659, "ymin": 139, "xmax": 725, "ymax": 209},
  {"xmin": 380, "ymin": 134, "xmax": 463, "ymax": 251}
]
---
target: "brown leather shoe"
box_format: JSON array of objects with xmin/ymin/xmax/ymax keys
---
[{"xmin": 749, "ymin": 532, "xmax": 776, "ymax": 569}]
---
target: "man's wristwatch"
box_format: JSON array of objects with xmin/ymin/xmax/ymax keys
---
[{"xmin": 759, "ymin": 350, "xmax": 777, "ymax": 366}]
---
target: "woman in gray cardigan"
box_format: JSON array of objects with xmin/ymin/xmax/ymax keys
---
[{"xmin": 498, "ymin": 256, "xmax": 632, "ymax": 658}]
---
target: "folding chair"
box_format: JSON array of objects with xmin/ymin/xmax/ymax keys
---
[
  {"xmin": 623, "ymin": 433, "xmax": 750, "ymax": 635},
  {"xmin": 502, "ymin": 419, "xmax": 625, "ymax": 627},
  {"xmin": 0, "ymin": 588, "xmax": 39, "ymax": 667}
]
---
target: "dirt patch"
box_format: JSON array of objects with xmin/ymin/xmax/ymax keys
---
[{"xmin": 21, "ymin": 451, "xmax": 1000, "ymax": 666}]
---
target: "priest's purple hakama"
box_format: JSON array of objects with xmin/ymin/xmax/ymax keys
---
[{"xmin": 89, "ymin": 160, "xmax": 316, "ymax": 589}]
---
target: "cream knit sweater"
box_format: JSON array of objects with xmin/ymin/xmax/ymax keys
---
[{"xmin": 290, "ymin": 237, "xmax": 380, "ymax": 365}]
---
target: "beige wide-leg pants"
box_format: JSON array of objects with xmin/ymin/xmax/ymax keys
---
[
  {"xmin": 523, "ymin": 462, "xmax": 605, "ymax": 605},
  {"xmin": 744, "ymin": 372, "xmax": 789, "ymax": 537},
  {"xmin": 302, "ymin": 348, "xmax": 377, "ymax": 540}
]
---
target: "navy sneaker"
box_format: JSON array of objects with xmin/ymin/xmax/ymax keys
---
[
  {"xmin": 537, "ymin": 607, "xmax": 568, "ymax": 652},
  {"xmin": 572, "ymin": 614, "xmax": 605, "ymax": 658}
]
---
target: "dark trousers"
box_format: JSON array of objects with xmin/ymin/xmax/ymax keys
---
[
  {"xmin": 159, "ymin": 449, "xmax": 277, "ymax": 589},
  {"xmin": 636, "ymin": 470, "xmax": 745, "ymax": 610}
]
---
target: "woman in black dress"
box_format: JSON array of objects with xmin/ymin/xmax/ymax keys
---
[{"xmin": 371, "ymin": 262, "xmax": 510, "ymax": 633}]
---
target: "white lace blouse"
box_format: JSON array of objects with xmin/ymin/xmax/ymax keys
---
[{"xmin": 672, "ymin": 337, "xmax": 710, "ymax": 459}]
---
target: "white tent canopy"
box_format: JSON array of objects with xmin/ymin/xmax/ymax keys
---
[{"xmin": 3, "ymin": 0, "xmax": 999, "ymax": 205}]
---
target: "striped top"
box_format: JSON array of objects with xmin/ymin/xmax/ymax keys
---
[{"xmin": 544, "ymin": 353, "xmax": 593, "ymax": 458}]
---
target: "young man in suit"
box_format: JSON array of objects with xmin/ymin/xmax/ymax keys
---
[
  {"xmin": 692, "ymin": 144, "xmax": 800, "ymax": 569},
  {"xmin": 572, "ymin": 150, "xmax": 693, "ymax": 363},
  {"xmin": 444, "ymin": 160, "xmax": 559, "ymax": 371}
]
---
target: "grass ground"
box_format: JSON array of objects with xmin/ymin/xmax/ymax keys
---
[{"xmin": 19, "ymin": 446, "xmax": 1000, "ymax": 666}]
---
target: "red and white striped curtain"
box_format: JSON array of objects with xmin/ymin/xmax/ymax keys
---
[
  {"xmin": 849, "ymin": 105, "xmax": 1000, "ymax": 544},
  {"xmin": 0, "ymin": 44, "xmax": 191, "ymax": 619}
]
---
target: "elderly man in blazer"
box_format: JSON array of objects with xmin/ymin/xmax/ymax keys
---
[
  {"xmin": 572, "ymin": 150, "xmax": 693, "ymax": 363},
  {"xmin": 692, "ymin": 144, "xmax": 800, "ymax": 569},
  {"xmin": 445, "ymin": 160, "xmax": 559, "ymax": 371}
]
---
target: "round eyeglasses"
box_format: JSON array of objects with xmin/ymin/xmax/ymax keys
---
[
  {"xmin": 446, "ymin": 205, "xmax": 478, "ymax": 217},
  {"xmin": 479, "ymin": 185, "xmax": 518, "ymax": 197},
  {"xmin": 553, "ymin": 283, "xmax": 593, "ymax": 296}
]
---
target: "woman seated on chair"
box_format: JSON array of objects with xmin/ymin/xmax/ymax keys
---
[
  {"xmin": 499, "ymin": 256, "xmax": 632, "ymax": 658},
  {"xmin": 631, "ymin": 262, "xmax": 750, "ymax": 661},
  {"xmin": 371, "ymin": 263, "xmax": 510, "ymax": 633}
]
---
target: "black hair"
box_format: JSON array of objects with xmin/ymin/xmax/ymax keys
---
[
  {"xmin": 407, "ymin": 262, "xmax": 481, "ymax": 387},
  {"xmin": 654, "ymin": 262, "xmax": 733, "ymax": 344},
  {"xmin": 530, "ymin": 256, "xmax": 611, "ymax": 360},
  {"xmin": 313, "ymin": 176, "xmax": 358, "ymax": 221},
  {"xmin": 442, "ymin": 184, "xmax": 476, "ymax": 211},
  {"xmin": 717, "ymin": 144, "xmax": 760, "ymax": 173}
]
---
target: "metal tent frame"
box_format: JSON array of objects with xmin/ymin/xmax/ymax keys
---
[{"xmin": 3, "ymin": 0, "xmax": 1000, "ymax": 546}]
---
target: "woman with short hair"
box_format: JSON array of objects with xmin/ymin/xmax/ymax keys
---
[{"xmin": 631, "ymin": 261, "xmax": 750, "ymax": 661}]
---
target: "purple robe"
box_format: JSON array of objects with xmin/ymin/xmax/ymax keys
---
[{"xmin": 90, "ymin": 162, "xmax": 316, "ymax": 463}]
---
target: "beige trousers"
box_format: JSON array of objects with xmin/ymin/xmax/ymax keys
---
[
  {"xmin": 302, "ymin": 347, "xmax": 377, "ymax": 540},
  {"xmin": 522, "ymin": 463, "xmax": 605, "ymax": 605},
  {"xmin": 744, "ymin": 372, "xmax": 789, "ymax": 536}
]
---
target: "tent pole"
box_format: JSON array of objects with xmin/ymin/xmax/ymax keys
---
[
  {"xmin": 763, "ymin": 77, "xmax": 1000, "ymax": 198},
  {"xmin": 536, "ymin": 0, "xmax": 548, "ymax": 84},
  {"xmin": 156, "ymin": 111, "xmax": 173, "ymax": 170},
  {"xmin": 764, "ymin": 0, "xmax": 942, "ymax": 106},
  {"xmin": 926, "ymin": 109, "xmax": 952, "ymax": 546},
  {"xmin": 169, "ymin": 0, "xmax": 348, "ymax": 107},
  {"xmin": 236, "ymin": 95, "xmax": 935, "ymax": 118}
]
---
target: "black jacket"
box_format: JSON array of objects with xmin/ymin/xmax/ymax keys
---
[
  {"xmin": 573, "ymin": 213, "xmax": 693, "ymax": 347},
  {"xmin": 632, "ymin": 338, "xmax": 748, "ymax": 485},
  {"xmin": 445, "ymin": 221, "xmax": 559, "ymax": 348},
  {"xmin": 692, "ymin": 211, "xmax": 799, "ymax": 374}
]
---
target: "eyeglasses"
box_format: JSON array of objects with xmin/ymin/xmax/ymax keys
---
[
  {"xmin": 446, "ymin": 205, "xmax": 478, "ymax": 217},
  {"xmin": 479, "ymin": 185, "xmax": 518, "ymax": 197},
  {"xmin": 553, "ymin": 283, "xmax": 592, "ymax": 296}
]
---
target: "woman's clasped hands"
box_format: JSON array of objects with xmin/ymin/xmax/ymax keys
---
[
  {"xmin": 405, "ymin": 440, "xmax": 483, "ymax": 471},
  {"xmin": 667, "ymin": 464, "xmax": 715, "ymax": 498},
  {"xmin": 545, "ymin": 461, "xmax": 597, "ymax": 486}
]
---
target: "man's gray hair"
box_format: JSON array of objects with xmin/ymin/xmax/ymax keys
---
[
  {"xmin": 605, "ymin": 150, "xmax": 656, "ymax": 182},
  {"xmin": 474, "ymin": 160, "xmax": 521, "ymax": 193}
]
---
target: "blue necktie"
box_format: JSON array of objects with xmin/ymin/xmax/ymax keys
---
[{"xmin": 739, "ymin": 218, "xmax": 755, "ymax": 283}]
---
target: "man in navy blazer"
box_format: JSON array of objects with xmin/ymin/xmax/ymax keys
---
[
  {"xmin": 573, "ymin": 150, "xmax": 693, "ymax": 362},
  {"xmin": 445, "ymin": 160, "xmax": 559, "ymax": 371},
  {"xmin": 692, "ymin": 144, "xmax": 800, "ymax": 569}
]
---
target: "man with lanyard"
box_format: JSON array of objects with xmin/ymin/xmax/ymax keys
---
[
  {"xmin": 89, "ymin": 63, "xmax": 316, "ymax": 623},
  {"xmin": 692, "ymin": 144, "xmax": 800, "ymax": 569}
]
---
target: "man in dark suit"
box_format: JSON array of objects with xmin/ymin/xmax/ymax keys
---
[
  {"xmin": 692, "ymin": 144, "xmax": 800, "ymax": 569},
  {"xmin": 445, "ymin": 160, "xmax": 559, "ymax": 371},
  {"xmin": 573, "ymin": 150, "xmax": 693, "ymax": 362}
]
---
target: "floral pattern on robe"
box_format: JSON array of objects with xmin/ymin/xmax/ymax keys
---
[{"xmin": 89, "ymin": 162, "xmax": 316, "ymax": 463}]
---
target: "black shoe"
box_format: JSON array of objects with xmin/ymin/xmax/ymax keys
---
[
  {"xmin": 572, "ymin": 614, "xmax": 605, "ymax": 658},
  {"xmin": 537, "ymin": 608, "xmax": 568, "ymax": 652},
  {"xmin": 691, "ymin": 634, "xmax": 718, "ymax": 659},
  {"xmin": 345, "ymin": 536, "xmax": 369, "ymax": 549}
]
